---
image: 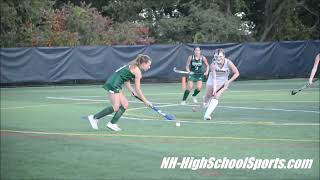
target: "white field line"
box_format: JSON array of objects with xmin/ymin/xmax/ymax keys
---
[
  {"xmin": 185, "ymin": 104, "xmax": 319, "ymax": 114},
  {"xmin": 0, "ymin": 101, "xmax": 103, "ymax": 110},
  {"xmin": 1, "ymin": 85, "xmax": 318, "ymax": 93},
  {"xmin": 0, "ymin": 97, "xmax": 175, "ymax": 110},
  {"xmin": 106, "ymin": 114, "xmax": 319, "ymax": 126},
  {"xmin": 108, "ymin": 105, "xmax": 320, "ymax": 126},
  {"xmin": 222, "ymin": 101, "xmax": 318, "ymax": 103},
  {"xmin": 46, "ymin": 96, "xmax": 319, "ymax": 114},
  {"xmin": 47, "ymin": 96, "xmax": 318, "ymax": 103},
  {"xmin": 47, "ymin": 96, "xmax": 319, "ymax": 114},
  {"xmin": 1, "ymin": 97, "xmax": 318, "ymax": 126},
  {"xmin": 45, "ymin": 94, "xmax": 318, "ymax": 104},
  {"xmin": 46, "ymin": 96, "xmax": 168, "ymax": 105},
  {"xmin": 127, "ymin": 102, "xmax": 319, "ymax": 114},
  {"xmin": 127, "ymin": 103, "xmax": 181, "ymax": 111},
  {"xmin": 1, "ymin": 129, "xmax": 319, "ymax": 142},
  {"xmin": 219, "ymin": 105, "xmax": 319, "ymax": 113},
  {"xmin": 2, "ymin": 96, "xmax": 319, "ymax": 114}
]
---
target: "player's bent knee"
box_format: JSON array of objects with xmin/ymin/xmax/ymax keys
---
[
  {"xmin": 122, "ymin": 104, "xmax": 129, "ymax": 109},
  {"xmin": 113, "ymin": 106, "xmax": 120, "ymax": 112}
]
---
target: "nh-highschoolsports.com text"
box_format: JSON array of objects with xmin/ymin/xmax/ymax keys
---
[{"xmin": 160, "ymin": 157, "xmax": 313, "ymax": 170}]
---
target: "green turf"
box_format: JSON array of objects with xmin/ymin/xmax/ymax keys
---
[{"xmin": 1, "ymin": 79, "xmax": 319, "ymax": 180}]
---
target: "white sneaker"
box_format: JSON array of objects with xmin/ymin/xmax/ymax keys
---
[
  {"xmin": 106, "ymin": 122, "xmax": 121, "ymax": 131},
  {"xmin": 88, "ymin": 115, "xmax": 98, "ymax": 130},
  {"xmin": 181, "ymin": 101, "xmax": 186, "ymax": 105},
  {"xmin": 113, "ymin": 124, "xmax": 122, "ymax": 131},
  {"xmin": 204, "ymin": 116, "xmax": 212, "ymax": 121},
  {"xmin": 192, "ymin": 96, "xmax": 198, "ymax": 103},
  {"xmin": 203, "ymin": 102, "xmax": 208, "ymax": 108}
]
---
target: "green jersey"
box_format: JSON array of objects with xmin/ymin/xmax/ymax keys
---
[
  {"xmin": 189, "ymin": 55, "xmax": 204, "ymax": 74},
  {"xmin": 187, "ymin": 55, "xmax": 204, "ymax": 82},
  {"xmin": 103, "ymin": 65, "xmax": 135, "ymax": 93}
]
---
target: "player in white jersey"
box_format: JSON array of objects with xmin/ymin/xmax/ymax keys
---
[
  {"xmin": 308, "ymin": 53, "xmax": 319, "ymax": 85},
  {"xmin": 203, "ymin": 48, "xmax": 240, "ymax": 120}
]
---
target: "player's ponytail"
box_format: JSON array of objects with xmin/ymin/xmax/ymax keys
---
[{"xmin": 129, "ymin": 54, "xmax": 152, "ymax": 67}]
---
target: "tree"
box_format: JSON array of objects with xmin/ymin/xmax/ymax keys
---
[
  {"xmin": 1, "ymin": 0, "xmax": 317, "ymax": 47},
  {"xmin": 0, "ymin": 0, "xmax": 55, "ymax": 47},
  {"xmin": 0, "ymin": 1, "xmax": 154, "ymax": 47},
  {"xmin": 0, "ymin": 0, "xmax": 19, "ymax": 47},
  {"xmin": 148, "ymin": 0, "xmax": 251, "ymax": 43},
  {"xmin": 242, "ymin": 0, "xmax": 319, "ymax": 41}
]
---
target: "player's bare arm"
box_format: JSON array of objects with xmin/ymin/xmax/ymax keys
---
[
  {"xmin": 224, "ymin": 60, "xmax": 239, "ymax": 89},
  {"xmin": 185, "ymin": 55, "xmax": 192, "ymax": 72},
  {"xmin": 124, "ymin": 80, "xmax": 135, "ymax": 96},
  {"xmin": 203, "ymin": 57, "xmax": 209, "ymax": 76},
  {"xmin": 211, "ymin": 63, "xmax": 217, "ymax": 95},
  {"xmin": 133, "ymin": 67, "xmax": 150, "ymax": 106}
]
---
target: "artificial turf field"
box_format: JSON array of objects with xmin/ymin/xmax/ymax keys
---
[{"xmin": 1, "ymin": 78, "xmax": 319, "ymax": 180}]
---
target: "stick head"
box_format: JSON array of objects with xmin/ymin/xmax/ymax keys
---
[
  {"xmin": 165, "ymin": 114, "xmax": 175, "ymax": 120},
  {"xmin": 291, "ymin": 90, "xmax": 297, "ymax": 95}
]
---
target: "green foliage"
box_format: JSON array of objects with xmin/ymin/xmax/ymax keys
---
[
  {"xmin": 271, "ymin": 0, "xmax": 319, "ymax": 41},
  {"xmin": 61, "ymin": 2, "xmax": 111, "ymax": 45},
  {"xmin": 0, "ymin": 0, "xmax": 318, "ymax": 47},
  {"xmin": 242, "ymin": 0, "xmax": 319, "ymax": 41},
  {"xmin": 189, "ymin": 5, "xmax": 248, "ymax": 42},
  {"xmin": 0, "ymin": 1, "xmax": 154, "ymax": 47},
  {"xmin": 0, "ymin": 0, "xmax": 55, "ymax": 47},
  {"xmin": 151, "ymin": 1, "xmax": 250, "ymax": 43},
  {"xmin": 102, "ymin": 0, "xmax": 145, "ymax": 22},
  {"xmin": 153, "ymin": 17, "xmax": 191, "ymax": 43},
  {"xmin": 0, "ymin": 0, "xmax": 18, "ymax": 47},
  {"xmin": 193, "ymin": 32, "xmax": 205, "ymax": 43},
  {"xmin": 272, "ymin": 7, "xmax": 312, "ymax": 41},
  {"xmin": 106, "ymin": 22, "xmax": 155, "ymax": 45}
]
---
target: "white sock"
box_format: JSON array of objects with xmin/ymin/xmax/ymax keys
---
[{"xmin": 204, "ymin": 99, "xmax": 219, "ymax": 117}]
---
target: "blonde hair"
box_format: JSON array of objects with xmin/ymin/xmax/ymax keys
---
[{"xmin": 129, "ymin": 54, "xmax": 152, "ymax": 67}]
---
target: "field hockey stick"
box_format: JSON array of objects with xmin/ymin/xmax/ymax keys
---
[
  {"xmin": 192, "ymin": 85, "xmax": 225, "ymax": 112},
  {"xmin": 133, "ymin": 95, "xmax": 175, "ymax": 120},
  {"xmin": 173, "ymin": 67, "xmax": 194, "ymax": 75},
  {"xmin": 291, "ymin": 78, "xmax": 318, "ymax": 95}
]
